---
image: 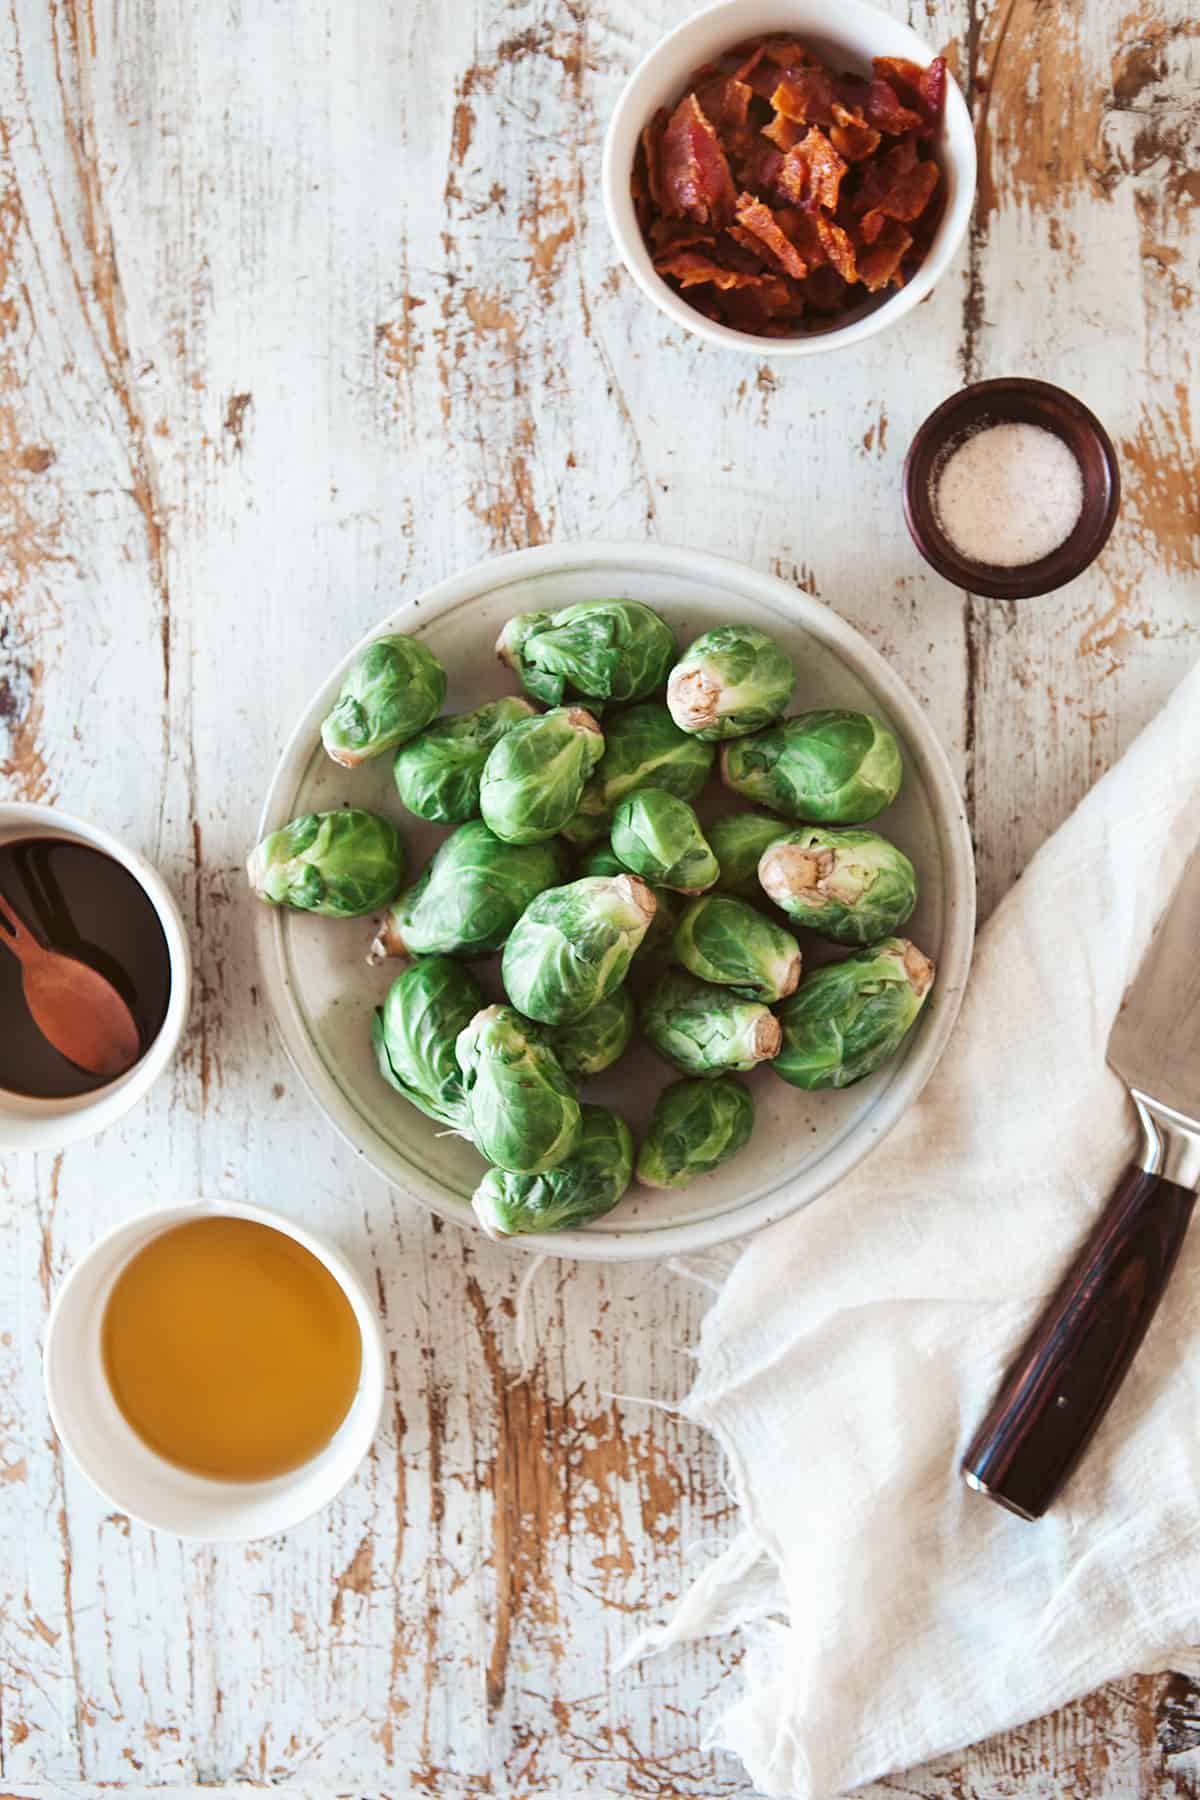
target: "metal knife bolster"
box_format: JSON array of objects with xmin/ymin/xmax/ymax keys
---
[{"xmin": 1131, "ymin": 1089, "xmax": 1200, "ymax": 1191}]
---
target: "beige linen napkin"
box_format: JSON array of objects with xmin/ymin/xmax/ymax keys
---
[{"xmin": 630, "ymin": 662, "xmax": 1200, "ymax": 1798}]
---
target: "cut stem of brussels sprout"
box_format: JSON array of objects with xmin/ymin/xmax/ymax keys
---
[
  {"xmin": 758, "ymin": 827, "xmax": 917, "ymax": 946},
  {"xmin": 673, "ymin": 895, "xmax": 801, "ymax": 1002},
  {"xmin": 611, "ymin": 789, "xmax": 719, "ymax": 894},
  {"xmin": 456, "ymin": 1004, "xmax": 582, "ymax": 1175},
  {"xmin": 368, "ymin": 820, "xmax": 566, "ymax": 963},
  {"xmin": 720, "ymin": 710, "xmax": 903, "ymax": 824},
  {"xmin": 472, "ymin": 1104, "xmax": 634, "ymax": 1237},
  {"xmin": 636, "ymin": 1077, "xmax": 755, "ymax": 1190},
  {"xmin": 773, "ymin": 937, "xmax": 934, "ymax": 1090},
  {"xmin": 392, "ymin": 696, "xmax": 537, "ymax": 825},
  {"xmin": 501, "ymin": 873, "xmax": 656, "ymax": 1024},
  {"xmin": 667, "ymin": 625, "xmax": 796, "ymax": 741},
  {"xmin": 247, "ymin": 810, "xmax": 406, "ymax": 918},
  {"xmin": 320, "ymin": 635, "xmax": 447, "ymax": 768},
  {"xmin": 479, "ymin": 705, "xmax": 604, "ymax": 844},
  {"xmin": 641, "ymin": 966, "xmax": 781, "ymax": 1078}
]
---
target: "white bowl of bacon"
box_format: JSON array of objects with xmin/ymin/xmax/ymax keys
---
[{"xmin": 601, "ymin": 0, "xmax": 976, "ymax": 355}]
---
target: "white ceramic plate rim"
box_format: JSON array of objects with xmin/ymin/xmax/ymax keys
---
[
  {"xmin": 600, "ymin": 0, "xmax": 977, "ymax": 357},
  {"xmin": 254, "ymin": 542, "xmax": 975, "ymax": 1261}
]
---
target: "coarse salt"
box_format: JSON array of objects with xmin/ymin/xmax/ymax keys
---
[{"xmin": 932, "ymin": 421, "xmax": 1084, "ymax": 568}]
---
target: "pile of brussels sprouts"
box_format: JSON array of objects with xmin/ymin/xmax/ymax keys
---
[{"xmin": 248, "ymin": 602, "xmax": 936, "ymax": 1239}]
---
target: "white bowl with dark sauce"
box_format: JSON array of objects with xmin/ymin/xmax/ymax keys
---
[{"xmin": 0, "ymin": 804, "xmax": 191, "ymax": 1150}]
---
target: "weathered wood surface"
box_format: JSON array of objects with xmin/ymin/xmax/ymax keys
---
[{"xmin": 0, "ymin": 0, "xmax": 1196, "ymax": 1794}]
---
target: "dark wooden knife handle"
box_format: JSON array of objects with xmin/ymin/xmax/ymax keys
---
[{"xmin": 961, "ymin": 1162, "xmax": 1195, "ymax": 1519}]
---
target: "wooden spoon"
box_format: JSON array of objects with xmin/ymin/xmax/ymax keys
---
[{"xmin": 0, "ymin": 891, "xmax": 142, "ymax": 1079}]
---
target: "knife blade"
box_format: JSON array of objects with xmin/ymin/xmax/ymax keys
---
[
  {"xmin": 962, "ymin": 845, "xmax": 1200, "ymax": 1519},
  {"xmin": 1108, "ymin": 844, "xmax": 1200, "ymax": 1122}
]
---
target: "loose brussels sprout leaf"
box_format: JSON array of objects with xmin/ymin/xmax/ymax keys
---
[
  {"xmin": 758, "ymin": 827, "xmax": 917, "ymax": 946},
  {"xmin": 497, "ymin": 600, "xmax": 676, "ymax": 708},
  {"xmin": 480, "ymin": 706, "xmax": 604, "ymax": 844},
  {"xmin": 320, "ymin": 635, "xmax": 447, "ymax": 768},
  {"xmin": 247, "ymin": 810, "xmax": 405, "ymax": 917},
  {"xmin": 721, "ymin": 710, "xmax": 903, "ymax": 824},
  {"xmin": 501, "ymin": 873, "xmax": 656, "ymax": 1024},
  {"xmin": 456, "ymin": 1004, "xmax": 582, "ymax": 1174},
  {"xmin": 371, "ymin": 820, "xmax": 566, "ymax": 961},
  {"xmin": 636, "ymin": 1077, "xmax": 755, "ymax": 1190},
  {"xmin": 371, "ymin": 957, "xmax": 482, "ymax": 1130},
  {"xmin": 541, "ymin": 988, "xmax": 636, "ymax": 1078},
  {"xmin": 562, "ymin": 702, "xmax": 714, "ymax": 845},
  {"xmin": 496, "ymin": 611, "xmax": 558, "ymax": 705},
  {"xmin": 473, "ymin": 1104, "xmax": 633, "ymax": 1237},
  {"xmin": 673, "ymin": 895, "xmax": 801, "ymax": 1003},
  {"xmin": 774, "ymin": 937, "xmax": 934, "ymax": 1090},
  {"xmin": 641, "ymin": 966, "xmax": 781, "ymax": 1077},
  {"xmin": 578, "ymin": 846, "xmax": 679, "ymax": 962},
  {"xmin": 392, "ymin": 696, "xmax": 536, "ymax": 824},
  {"xmin": 667, "ymin": 625, "xmax": 796, "ymax": 741},
  {"xmin": 611, "ymin": 789, "xmax": 719, "ymax": 894},
  {"xmin": 708, "ymin": 812, "xmax": 790, "ymax": 897}
]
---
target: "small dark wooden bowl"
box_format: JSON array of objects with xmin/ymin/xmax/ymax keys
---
[{"xmin": 902, "ymin": 378, "xmax": 1121, "ymax": 601}]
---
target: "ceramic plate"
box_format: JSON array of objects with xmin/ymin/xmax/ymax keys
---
[{"xmin": 254, "ymin": 543, "xmax": 975, "ymax": 1260}]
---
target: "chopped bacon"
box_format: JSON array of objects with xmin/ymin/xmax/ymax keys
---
[
  {"xmin": 778, "ymin": 126, "xmax": 847, "ymax": 211},
  {"xmin": 857, "ymin": 220, "xmax": 913, "ymax": 290},
  {"xmin": 733, "ymin": 193, "xmax": 810, "ymax": 279},
  {"xmin": 770, "ymin": 69, "xmax": 835, "ymax": 126},
  {"xmin": 637, "ymin": 31, "xmax": 947, "ymax": 338},
  {"xmin": 660, "ymin": 93, "xmax": 737, "ymax": 225},
  {"xmin": 829, "ymin": 101, "xmax": 881, "ymax": 162}
]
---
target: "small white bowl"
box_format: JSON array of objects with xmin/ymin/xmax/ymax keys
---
[
  {"xmin": 0, "ymin": 804, "xmax": 192, "ymax": 1151},
  {"xmin": 601, "ymin": 0, "xmax": 977, "ymax": 356},
  {"xmin": 44, "ymin": 1199, "xmax": 387, "ymax": 1540}
]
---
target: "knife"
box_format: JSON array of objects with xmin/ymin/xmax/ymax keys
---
[{"xmin": 961, "ymin": 845, "xmax": 1200, "ymax": 1520}]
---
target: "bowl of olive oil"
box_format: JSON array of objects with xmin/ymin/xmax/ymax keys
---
[{"xmin": 43, "ymin": 1199, "xmax": 385, "ymax": 1539}]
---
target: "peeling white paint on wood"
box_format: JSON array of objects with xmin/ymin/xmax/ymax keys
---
[{"xmin": 0, "ymin": 0, "xmax": 1196, "ymax": 1793}]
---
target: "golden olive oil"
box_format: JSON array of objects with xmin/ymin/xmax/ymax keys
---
[{"xmin": 101, "ymin": 1216, "xmax": 362, "ymax": 1482}]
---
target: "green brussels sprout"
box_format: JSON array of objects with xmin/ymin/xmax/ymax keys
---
[
  {"xmin": 247, "ymin": 810, "xmax": 405, "ymax": 917},
  {"xmin": 494, "ymin": 611, "xmax": 555, "ymax": 703},
  {"xmin": 479, "ymin": 706, "xmax": 604, "ymax": 844},
  {"xmin": 371, "ymin": 957, "xmax": 482, "ymax": 1130},
  {"xmin": 667, "ymin": 625, "xmax": 796, "ymax": 741},
  {"xmin": 641, "ymin": 967, "xmax": 781, "ymax": 1078},
  {"xmin": 456, "ymin": 1004, "xmax": 582, "ymax": 1174},
  {"xmin": 501, "ymin": 874, "xmax": 657, "ymax": 1024},
  {"xmin": 473, "ymin": 1104, "xmax": 633, "ymax": 1237},
  {"xmin": 561, "ymin": 703, "xmax": 715, "ymax": 846},
  {"xmin": 611, "ymin": 789, "xmax": 719, "ymax": 895},
  {"xmin": 371, "ymin": 821, "xmax": 566, "ymax": 960},
  {"xmin": 673, "ymin": 895, "xmax": 801, "ymax": 1003},
  {"xmin": 774, "ymin": 937, "xmax": 935, "ymax": 1090},
  {"xmin": 540, "ymin": 988, "xmax": 635, "ymax": 1078},
  {"xmin": 636, "ymin": 1078, "xmax": 755, "ymax": 1190},
  {"xmin": 320, "ymin": 635, "xmax": 447, "ymax": 767},
  {"xmin": 392, "ymin": 696, "xmax": 536, "ymax": 824},
  {"xmin": 720, "ymin": 710, "xmax": 903, "ymax": 824},
  {"xmin": 577, "ymin": 846, "xmax": 679, "ymax": 960},
  {"xmin": 708, "ymin": 811, "xmax": 790, "ymax": 897},
  {"xmin": 497, "ymin": 600, "xmax": 676, "ymax": 707},
  {"xmin": 758, "ymin": 827, "xmax": 917, "ymax": 946}
]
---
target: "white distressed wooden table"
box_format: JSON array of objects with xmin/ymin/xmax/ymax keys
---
[{"xmin": 1, "ymin": 0, "xmax": 1196, "ymax": 1794}]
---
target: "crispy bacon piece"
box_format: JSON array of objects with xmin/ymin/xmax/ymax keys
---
[
  {"xmin": 803, "ymin": 265, "xmax": 850, "ymax": 312},
  {"xmin": 865, "ymin": 77, "xmax": 924, "ymax": 135},
  {"xmin": 648, "ymin": 217, "xmax": 717, "ymax": 254},
  {"xmin": 770, "ymin": 69, "xmax": 835, "ymax": 126},
  {"xmin": 661, "ymin": 93, "xmax": 737, "ymax": 225},
  {"xmin": 859, "ymin": 158, "xmax": 940, "ymax": 242},
  {"xmin": 778, "ymin": 126, "xmax": 847, "ymax": 211},
  {"xmin": 857, "ymin": 221, "xmax": 913, "ymax": 290},
  {"xmin": 733, "ymin": 193, "xmax": 810, "ymax": 279},
  {"xmin": 829, "ymin": 101, "xmax": 881, "ymax": 162},
  {"xmin": 815, "ymin": 215, "xmax": 858, "ymax": 283},
  {"xmin": 695, "ymin": 75, "xmax": 754, "ymax": 138},
  {"xmin": 653, "ymin": 249, "xmax": 769, "ymax": 291},
  {"xmin": 762, "ymin": 112, "xmax": 804, "ymax": 152}
]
